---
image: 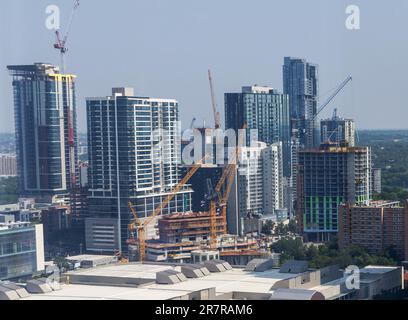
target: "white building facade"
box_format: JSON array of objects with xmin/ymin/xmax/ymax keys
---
[
  {"xmin": 86, "ymin": 88, "xmax": 192, "ymax": 252},
  {"xmin": 235, "ymin": 141, "xmax": 284, "ymax": 233}
]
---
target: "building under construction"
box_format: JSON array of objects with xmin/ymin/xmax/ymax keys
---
[
  {"xmin": 297, "ymin": 143, "xmax": 372, "ymax": 242},
  {"xmin": 158, "ymin": 212, "xmax": 225, "ymax": 243},
  {"xmin": 127, "ymin": 210, "xmax": 263, "ymax": 265},
  {"xmin": 141, "ymin": 233, "xmax": 263, "ymax": 265}
]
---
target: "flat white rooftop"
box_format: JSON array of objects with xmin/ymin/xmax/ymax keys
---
[
  {"xmin": 66, "ymin": 255, "xmax": 116, "ymax": 262},
  {"xmin": 17, "ymin": 263, "xmax": 401, "ymax": 301},
  {"xmin": 21, "ymin": 263, "xmax": 298, "ymax": 300},
  {"xmin": 68, "ymin": 264, "xmax": 183, "ymax": 280},
  {"xmin": 23, "ymin": 284, "xmax": 189, "ymax": 301}
]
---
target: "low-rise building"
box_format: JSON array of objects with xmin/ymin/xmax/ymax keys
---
[
  {"xmin": 0, "ymin": 222, "xmax": 45, "ymax": 281},
  {"xmin": 3, "ymin": 260, "xmax": 403, "ymax": 300},
  {"xmin": 338, "ymin": 201, "xmax": 408, "ymax": 261}
]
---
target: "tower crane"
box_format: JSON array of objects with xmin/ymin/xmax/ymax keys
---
[
  {"xmin": 127, "ymin": 157, "xmax": 207, "ymax": 262},
  {"xmin": 52, "ymin": 0, "xmax": 80, "ymax": 219},
  {"xmin": 208, "ymin": 70, "xmax": 222, "ymax": 130},
  {"xmin": 304, "ymin": 76, "xmax": 352, "ymax": 147},
  {"xmin": 313, "ymin": 76, "xmax": 353, "ymax": 121},
  {"xmin": 54, "ymin": 0, "xmax": 80, "ymax": 73},
  {"xmin": 208, "ymin": 124, "xmax": 247, "ymax": 250}
]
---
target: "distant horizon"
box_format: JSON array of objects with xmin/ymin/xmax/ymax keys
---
[
  {"xmin": 2, "ymin": 128, "xmax": 408, "ymax": 135},
  {"xmin": 1, "ymin": 0, "xmax": 408, "ymax": 132}
]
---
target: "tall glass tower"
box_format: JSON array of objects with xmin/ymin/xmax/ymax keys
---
[
  {"xmin": 85, "ymin": 88, "xmax": 192, "ymax": 252},
  {"xmin": 225, "ymin": 85, "xmax": 291, "ymax": 177},
  {"xmin": 7, "ymin": 63, "xmax": 79, "ymax": 203},
  {"xmin": 283, "ymin": 57, "xmax": 319, "ymax": 148}
]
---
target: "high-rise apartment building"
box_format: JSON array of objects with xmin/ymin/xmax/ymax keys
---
[
  {"xmin": 238, "ymin": 142, "xmax": 266, "ymax": 219},
  {"xmin": 225, "ymin": 85, "xmax": 291, "ymax": 177},
  {"xmin": 86, "ymin": 88, "xmax": 192, "ymax": 252},
  {"xmin": 283, "ymin": 57, "xmax": 319, "ymax": 148},
  {"xmin": 262, "ymin": 142, "xmax": 284, "ymax": 216},
  {"xmin": 288, "ymin": 137, "xmax": 301, "ymax": 217},
  {"xmin": 228, "ymin": 142, "xmax": 283, "ymax": 235},
  {"xmin": 297, "ymin": 144, "xmax": 372, "ymax": 241},
  {"xmin": 338, "ymin": 201, "xmax": 408, "ymax": 261},
  {"xmin": 0, "ymin": 154, "xmax": 17, "ymax": 177},
  {"xmin": 320, "ymin": 110, "xmax": 356, "ymax": 147},
  {"xmin": 372, "ymin": 168, "xmax": 382, "ymax": 194},
  {"xmin": 7, "ymin": 64, "xmax": 79, "ymax": 202}
]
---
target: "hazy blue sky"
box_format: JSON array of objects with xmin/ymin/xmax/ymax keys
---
[{"xmin": 1, "ymin": 0, "xmax": 407, "ymax": 132}]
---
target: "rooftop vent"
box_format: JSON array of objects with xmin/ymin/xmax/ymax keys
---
[
  {"xmin": 181, "ymin": 265, "xmax": 211, "ymax": 278},
  {"xmin": 245, "ymin": 259, "xmax": 275, "ymax": 272},
  {"xmin": 270, "ymin": 288, "xmax": 325, "ymax": 300},
  {"xmin": 26, "ymin": 278, "xmax": 57, "ymax": 294},
  {"xmin": 0, "ymin": 283, "xmax": 30, "ymax": 298},
  {"xmin": 156, "ymin": 269, "xmax": 187, "ymax": 285},
  {"xmin": 279, "ymin": 260, "xmax": 308, "ymax": 274},
  {"xmin": 0, "ymin": 285, "xmax": 19, "ymax": 301},
  {"xmin": 203, "ymin": 260, "xmax": 232, "ymax": 273}
]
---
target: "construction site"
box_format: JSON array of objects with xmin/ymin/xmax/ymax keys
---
[
  {"xmin": 38, "ymin": 0, "xmax": 356, "ymax": 267},
  {"xmin": 119, "ymin": 67, "xmax": 275, "ymax": 266}
]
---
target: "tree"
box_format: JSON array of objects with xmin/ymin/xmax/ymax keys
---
[
  {"xmin": 288, "ymin": 219, "xmax": 298, "ymax": 234},
  {"xmin": 261, "ymin": 220, "xmax": 275, "ymax": 235},
  {"xmin": 271, "ymin": 238, "xmax": 397, "ymax": 269},
  {"xmin": 54, "ymin": 257, "xmax": 70, "ymax": 271},
  {"xmin": 0, "ymin": 177, "xmax": 18, "ymax": 205},
  {"xmin": 306, "ymin": 245, "xmax": 319, "ymax": 261},
  {"xmin": 272, "ymin": 238, "xmax": 306, "ymax": 264},
  {"xmin": 275, "ymin": 222, "xmax": 289, "ymax": 237}
]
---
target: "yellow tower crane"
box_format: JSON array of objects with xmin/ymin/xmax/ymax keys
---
[
  {"xmin": 127, "ymin": 158, "xmax": 206, "ymax": 262},
  {"xmin": 209, "ymin": 124, "xmax": 247, "ymax": 250}
]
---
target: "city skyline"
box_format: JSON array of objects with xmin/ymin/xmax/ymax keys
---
[
  {"xmin": 1, "ymin": 0, "xmax": 408, "ymax": 133},
  {"xmin": 1, "ymin": 1, "xmax": 408, "ymax": 303}
]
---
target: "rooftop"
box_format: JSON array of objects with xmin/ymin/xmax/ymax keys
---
[
  {"xmin": 347, "ymin": 201, "xmax": 403, "ymax": 209},
  {"xmin": 0, "ymin": 221, "xmax": 33, "ymax": 231},
  {"xmin": 299, "ymin": 144, "xmax": 369, "ymax": 154},
  {"xmin": 66, "ymin": 255, "xmax": 117, "ymax": 262},
  {"xmin": 13, "ymin": 262, "xmax": 402, "ymax": 301},
  {"xmin": 21, "ymin": 263, "xmax": 297, "ymax": 300}
]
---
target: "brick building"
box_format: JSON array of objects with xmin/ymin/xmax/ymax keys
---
[{"xmin": 338, "ymin": 201, "xmax": 408, "ymax": 261}]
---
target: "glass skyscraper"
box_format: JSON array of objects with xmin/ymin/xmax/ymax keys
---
[
  {"xmin": 86, "ymin": 88, "xmax": 192, "ymax": 252},
  {"xmin": 7, "ymin": 63, "xmax": 79, "ymax": 202},
  {"xmin": 283, "ymin": 57, "xmax": 319, "ymax": 148},
  {"xmin": 225, "ymin": 86, "xmax": 291, "ymax": 177}
]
